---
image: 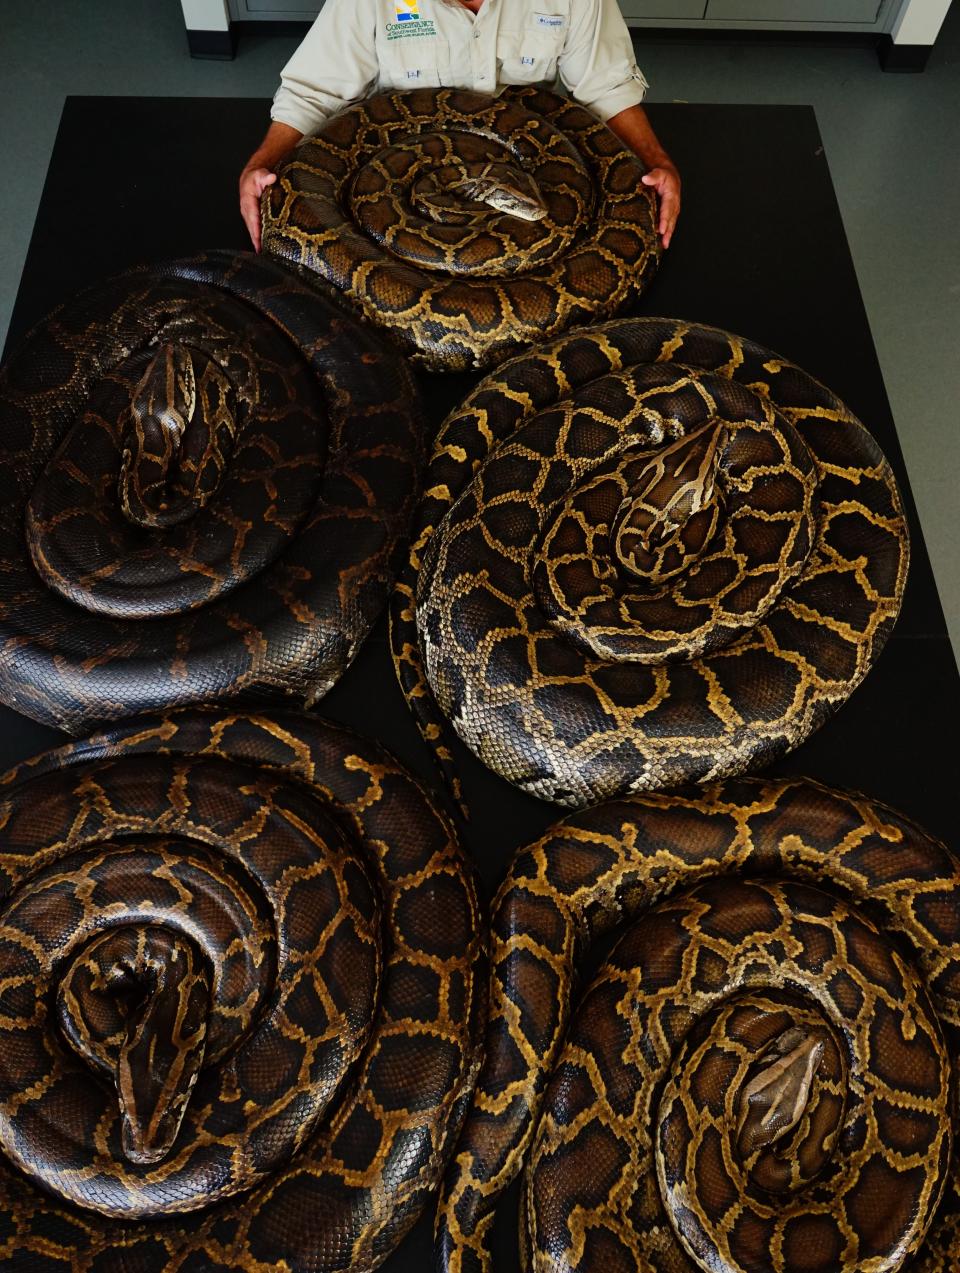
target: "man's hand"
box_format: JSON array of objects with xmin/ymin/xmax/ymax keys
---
[
  {"xmin": 605, "ymin": 105, "xmax": 681, "ymax": 250},
  {"xmin": 641, "ymin": 164, "xmax": 681, "ymax": 250},
  {"xmin": 238, "ymin": 122, "xmax": 303, "ymax": 251},
  {"xmin": 239, "ymin": 167, "xmax": 277, "ymax": 253}
]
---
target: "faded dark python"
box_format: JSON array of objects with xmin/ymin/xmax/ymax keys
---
[
  {"xmin": 439, "ymin": 776, "xmax": 960, "ymax": 1272},
  {"xmin": 390, "ymin": 318, "xmax": 909, "ymax": 809},
  {"xmin": 0, "ymin": 707, "xmax": 484, "ymax": 1271},
  {"xmin": 0, "ymin": 250, "xmax": 421, "ymax": 733},
  {"xmin": 261, "ymin": 87, "xmax": 661, "ymax": 372}
]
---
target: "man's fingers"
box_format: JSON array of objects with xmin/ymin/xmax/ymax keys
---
[
  {"xmin": 640, "ymin": 168, "xmax": 680, "ymax": 248},
  {"xmin": 660, "ymin": 189, "xmax": 680, "ymax": 239},
  {"xmin": 240, "ymin": 194, "xmax": 262, "ymax": 252},
  {"xmin": 239, "ymin": 168, "xmax": 277, "ymax": 252},
  {"xmin": 660, "ymin": 208, "xmax": 678, "ymax": 248}
]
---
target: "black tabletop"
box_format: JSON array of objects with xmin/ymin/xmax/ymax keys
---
[{"xmin": 2, "ymin": 95, "xmax": 956, "ymax": 1271}]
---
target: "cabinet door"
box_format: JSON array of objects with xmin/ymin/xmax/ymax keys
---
[
  {"xmin": 705, "ymin": 0, "xmax": 881, "ymax": 20},
  {"xmin": 619, "ymin": 0, "xmax": 707, "ymax": 16},
  {"xmin": 231, "ymin": 0, "xmax": 321, "ymax": 13}
]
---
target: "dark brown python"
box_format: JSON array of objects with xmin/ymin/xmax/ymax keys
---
[
  {"xmin": 390, "ymin": 318, "xmax": 909, "ymax": 810},
  {"xmin": 0, "ymin": 250, "xmax": 422, "ymax": 733},
  {"xmin": 0, "ymin": 707, "xmax": 484, "ymax": 1270},
  {"xmin": 438, "ymin": 776, "xmax": 960, "ymax": 1272},
  {"xmin": 261, "ymin": 87, "xmax": 661, "ymax": 373}
]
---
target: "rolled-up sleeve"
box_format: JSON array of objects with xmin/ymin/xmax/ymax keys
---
[
  {"xmin": 558, "ymin": 0, "xmax": 649, "ymax": 122},
  {"xmin": 271, "ymin": 0, "xmax": 380, "ymax": 135}
]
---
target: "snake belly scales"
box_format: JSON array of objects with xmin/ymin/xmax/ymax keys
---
[
  {"xmin": 0, "ymin": 707, "xmax": 484, "ymax": 1272},
  {"xmin": 390, "ymin": 317, "xmax": 909, "ymax": 809}
]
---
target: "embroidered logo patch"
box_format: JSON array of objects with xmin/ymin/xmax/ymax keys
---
[
  {"xmin": 534, "ymin": 12, "xmax": 565, "ymax": 27},
  {"xmin": 386, "ymin": 0, "xmax": 435, "ymax": 38}
]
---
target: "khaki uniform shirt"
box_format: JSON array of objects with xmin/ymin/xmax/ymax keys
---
[{"xmin": 271, "ymin": 0, "xmax": 648, "ymax": 135}]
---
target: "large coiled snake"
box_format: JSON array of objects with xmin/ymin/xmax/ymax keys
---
[
  {"xmin": 439, "ymin": 776, "xmax": 960, "ymax": 1272},
  {"xmin": 261, "ymin": 87, "xmax": 661, "ymax": 372},
  {"xmin": 390, "ymin": 318, "xmax": 909, "ymax": 809},
  {"xmin": 0, "ymin": 707, "xmax": 484, "ymax": 1271},
  {"xmin": 0, "ymin": 250, "xmax": 421, "ymax": 734}
]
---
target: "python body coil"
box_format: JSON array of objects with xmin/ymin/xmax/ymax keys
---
[
  {"xmin": 261, "ymin": 86, "xmax": 661, "ymax": 372},
  {"xmin": 392, "ymin": 318, "xmax": 909, "ymax": 808}
]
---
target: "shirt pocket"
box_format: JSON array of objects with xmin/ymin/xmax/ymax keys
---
[
  {"xmin": 377, "ymin": 30, "xmax": 449, "ymax": 90},
  {"xmin": 496, "ymin": 24, "xmax": 565, "ymax": 85}
]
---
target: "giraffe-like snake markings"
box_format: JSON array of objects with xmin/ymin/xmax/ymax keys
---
[
  {"xmin": 390, "ymin": 318, "xmax": 909, "ymax": 810},
  {"xmin": 261, "ymin": 86, "xmax": 661, "ymax": 373},
  {"xmin": 0, "ymin": 707, "xmax": 484, "ymax": 1271},
  {"xmin": 440, "ymin": 776, "xmax": 960, "ymax": 1272},
  {"xmin": 0, "ymin": 250, "xmax": 422, "ymax": 734}
]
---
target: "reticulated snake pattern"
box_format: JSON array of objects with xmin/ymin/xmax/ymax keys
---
[
  {"xmin": 0, "ymin": 75, "xmax": 941, "ymax": 1273},
  {"xmin": 261, "ymin": 86, "xmax": 661, "ymax": 372},
  {"xmin": 439, "ymin": 775, "xmax": 960, "ymax": 1273},
  {"xmin": 391, "ymin": 317, "xmax": 909, "ymax": 809},
  {"xmin": 0, "ymin": 250, "xmax": 421, "ymax": 734},
  {"xmin": 0, "ymin": 707, "xmax": 483, "ymax": 1271}
]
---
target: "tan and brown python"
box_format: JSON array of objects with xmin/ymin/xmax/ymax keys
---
[
  {"xmin": 0, "ymin": 250, "xmax": 422, "ymax": 733},
  {"xmin": 390, "ymin": 318, "xmax": 909, "ymax": 809},
  {"xmin": 439, "ymin": 776, "xmax": 960, "ymax": 1272},
  {"xmin": 261, "ymin": 86, "xmax": 661, "ymax": 373},
  {"xmin": 0, "ymin": 706, "xmax": 484, "ymax": 1271}
]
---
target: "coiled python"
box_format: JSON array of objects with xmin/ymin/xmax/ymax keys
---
[
  {"xmin": 439, "ymin": 776, "xmax": 960, "ymax": 1272},
  {"xmin": 261, "ymin": 86, "xmax": 661, "ymax": 372},
  {"xmin": 0, "ymin": 707, "xmax": 484, "ymax": 1271},
  {"xmin": 0, "ymin": 250, "xmax": 421, "ymax": 734},
  {"xmin": 390, "ymin": 318, "xmax": 909, "ymax": 809}
]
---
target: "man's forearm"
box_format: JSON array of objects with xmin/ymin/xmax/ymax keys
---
[
  {"xmin": 605, "ymin": 104, "xmax": 674, "ymax": 172},
  {"xmin": 243, "ymin": 121, "xmax": 304, "ymax": 174},
  {"xmin": 605, "ymin": 103, "xmax": 680, "ymax": 248}
]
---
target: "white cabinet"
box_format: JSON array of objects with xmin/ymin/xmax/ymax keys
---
[
  {"xmin": 188, "ymin": 0, "xmax": 949, "ymax": 67},
  {"xmin": 619, "ymin": 1, "xmax": 707, "ymax": 17},
  {"xmin": 706, "ymin": 0, "xmax": 883, "ymax": 19},
  {"xmin": 229, "ymin": 0, "xmax": 316, "ymax": 15},
  {"xmin": 620, "ymin": 0, "xmax": 899, "ymax": 27},
  {"xmin": 225, "ymin": 0, "xmax": 898, "ymax": 22}
]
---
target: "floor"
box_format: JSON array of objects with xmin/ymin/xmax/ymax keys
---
[{"xmin": 1, "ymin": 0, "xmax": 958, "ymax": 654}]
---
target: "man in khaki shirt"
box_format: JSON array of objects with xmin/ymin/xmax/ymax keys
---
[{"xmin": 240, "ymin": 0, "xmax": 680, "ymax": 251}]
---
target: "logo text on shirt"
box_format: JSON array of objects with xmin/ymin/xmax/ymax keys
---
[
  {"xmin": 386, "ymin": 18, "xmax": 437, "ymax": 38},
  {"xmin": 534, "ymin": 13, "xmax": 566, "ymax": 27}
]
